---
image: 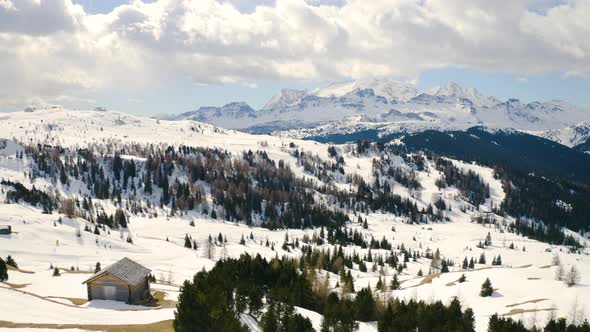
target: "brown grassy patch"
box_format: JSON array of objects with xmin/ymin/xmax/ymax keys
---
[
  {"xmin": 1, "ymin": 285, "xmax": 168, "ymax": 312},
  {"xmin": 500, "ymin": 308, "xmax": 555, "ymax": 316},
  {"xmin": 445, "ymin": 276, "xmax": 466, "ymax": 287},
  {"xmin": 527, "ymin": 277, "xmax": 541, "ymax": 280},
  {"xmin": 2, "ymin": 282, "xmax": 31, "ymax": 289},
  {"xmin": 539, "ymin": 265, "xmax": 553, "ymax": 269},
  {"xmin": 516, "ymin": 264, "xmax": 533, "ymax": 269},
  {"xmin": 506, "ymin": 298, "xmax": 549, "ymax": 308},
  {"xmin": 419, "ymin": 272, "xmax": 440, "ymax": 285},
  {"xmin": 403, "ymin": 272, "xmax": 441, "ymax": 289},
  {"xmin": 1, "ymin": 284, "xmax": 82, "ymax": 308},
  {"xmin": 473, "ymin": 266, "xmax": 493, "ymax": 271},
  {"xmin": 46, "ymin": 296, "xmax": 88, "ymax": 306},
  {"xmin": 0, "ymin": 320, "xmax": 173, "ymax": 332},
  {"xmin": 6, "ymin": 265, "xmax": 35, "ymax": 274}
]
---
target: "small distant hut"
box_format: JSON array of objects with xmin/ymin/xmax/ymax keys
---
[
  {"xmin": 82, "ymin": 257, "xmax": 151, "ymax": 304},
  {"xmin": 0, "ymin": 225, "xmax": 11, "ymax": 235}
]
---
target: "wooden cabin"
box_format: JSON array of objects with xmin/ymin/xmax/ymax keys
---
[
  {"xmin": 0, "ymin": 225, "xmax": 11, "ymax": 235},
  {"xmin": 82, "ymin": 257, "xmax": 151, "ymax": 304}
]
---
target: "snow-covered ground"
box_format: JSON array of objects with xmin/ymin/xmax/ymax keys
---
[
  {"xmin": 2, "ymin": 202, "xmax": 589, "ymax": 331},
  {"xmin": 0, "ymin": 108, "xmax": 589, "ymax": 331}
]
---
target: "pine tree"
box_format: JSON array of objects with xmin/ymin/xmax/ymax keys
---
[
  {"xmin": 376, "ymin": 276, "xmax": 384, "ymax": 291},
  {"xmin": 0, "ymin": 258, "xmax": 8, "ymax": 282},
  {"xmin": 468, "ymin": 257, "xmax": 475, "ymax": 269},
  {"xmin": 144, "ymin": 168, "xmax": 152, "ymax": 194},
  {"xmin": 114, "ymin": 208, "xmax": 127, "ymax": 228},
  {"xmin": 462, "ymin": 257, "xmax": 468, "ymax": 269},
  {"xmin": 240, "ymin": 234, "xmax": 246, "ymax": 245},
  {"xmin": 551, "ymin": 253, "xmax": 561, "ymax": 266},
  {"xmin": 485, "ymin": 232, "xmax": 492, "ymax": 246},
  {"xmin": 555, "ymin": 263, "xmax": 564, "ymax": 281},
  {"xmin": 60, "ymin": 164, "xmax": 68, "ymax": 185},
  {"xmin": 206, "ymin": 236, "xmax": 215, "ymax": 259},
  {"xmin": 390, "ymin": 274, "xmax": 400, "ymax": 290},
  {"xmin": 565, "ymin": 265, "xmax": 580, "ymax": 287},
  {"xmin": 94, "ymin": 262, "xmax": 101, "ymax": 273},
  {"xmin": 53, "ymin": 267, "xmax": 60, "ymax": 277},
  {"xmin": 458, "ymin": 274, "xmax": 466, "ymax": 283},
  {"xmin": 480, "ymin": 278, "xmax": 493, "ymax": 297},
  {"xmin": 354, "ymin": 287, "xmax": 376, "ymax": 321},
  {"xmin": 359, "ymin": 260, "xmax": 367, "ymax": 272},
  {"xmin": 478, "ymin": 253, "xmax": 486, "ymax": 265},
  {"xmin": 184, "ymin": 234, "xmax": 192, "ymax": 248},
  {"xmin": 431, "ymin": 248, "xmax": 441, "ymax": 271},
  {"xmin": 5, "ymin": 255, "xmax": 17, "ymax": 269},
  {"xmin": 462, "ymin": 308, "xmax": 475, "ymax": 331}
]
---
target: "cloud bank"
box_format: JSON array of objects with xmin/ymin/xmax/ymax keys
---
[{"xmin": 0, "ymin": 0, "xmax": 589, "ymax": 109}]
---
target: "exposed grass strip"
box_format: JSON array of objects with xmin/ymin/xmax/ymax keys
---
[
  {"xmin": 0, "ymin": 320, "xmax": 173, "ymax": 332},
  {"xmin": 46, "ymin": 296, "xmax": 89, "ymax": 306},
  {"xmin": 500, "ymin": 308, "xmax": 555, "ymax": 317},
  {"xmin": 506, "ymin": 298, "xmax": 549, "ymax": 308}
]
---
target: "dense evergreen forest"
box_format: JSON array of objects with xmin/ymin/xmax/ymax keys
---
[
  {"xmin": 174, "ymin": 254, "xmax": 590, "ymax": 332},
  {"xmin": 0, "ymin": 139, "xmax": 585, "ymax": 247},
  {"xmin": 5, "ymin": 143, "xmax": 448, "ymax": 231},
  {"xmin": 487, "ymin": 314, "xmax": 590, "ymax": 332},
  {"xmin": 173, "ymin": 254, "xmax": 476, "ymax": 332},
  {"xmin": 496, "ymin": 167, "xmax": 590, "ymax": 233}
]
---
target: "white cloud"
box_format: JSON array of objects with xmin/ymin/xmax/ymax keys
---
[{"xmin": 0, "ymin": 0, "xmax": 589, "ymax": 110}]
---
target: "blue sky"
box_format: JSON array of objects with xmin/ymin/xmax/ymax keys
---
[{"xmin": 2, "ymin": 0, "xmax": 588, "ymax": 115}]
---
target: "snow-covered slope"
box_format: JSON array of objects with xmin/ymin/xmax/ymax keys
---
[
  {"xmin": 0, "ymin": 139, "xmax": 23, "ymax": 157},
  {"xmin": 169, "ymin": 79, "xmax": 589, "ymax": 136},
  {"xmin": 1, "ymin": 108, "xmax": 589, "ymax": 332}
]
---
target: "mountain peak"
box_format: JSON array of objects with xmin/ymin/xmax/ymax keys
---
[
  {"xmin": 429, "ymin": 81, "xmax": 476, "ymax": 97},
  {"xmin": 262, "ymin": 88, "xmax": 308, "ymax": 110},
  {"xmin": 310, "ymin": 77, "xmax": 418, "ymax": 102},
  {"xmin": 222, "ymin": 101, "xmax": 253, "ymax": 110},
  {"xmin": 427, "ymin": 81, "xmax": 498, "ymax": 107}
]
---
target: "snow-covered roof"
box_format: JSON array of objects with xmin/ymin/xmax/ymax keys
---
[{"xmin": 83, "ymin": 257, "xmax": 151, "ymax": 286}]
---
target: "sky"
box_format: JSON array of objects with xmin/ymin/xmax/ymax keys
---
[{"xmin": 0, "ymin": 0, "xmax": 589, "ymax": 115}]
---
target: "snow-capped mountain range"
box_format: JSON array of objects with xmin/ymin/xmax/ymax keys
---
[
  {"xmin": 167, "ymin": 79, "xmax": 589, "ymax": 146},
  {"xmin": 533, "ymin": 121, "xmax": 590, "ymax": 149}
]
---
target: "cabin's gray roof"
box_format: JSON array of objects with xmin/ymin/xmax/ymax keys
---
[{"xmin": 83, "ymin": 257, "xmax": 151, "ymax": 286}]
